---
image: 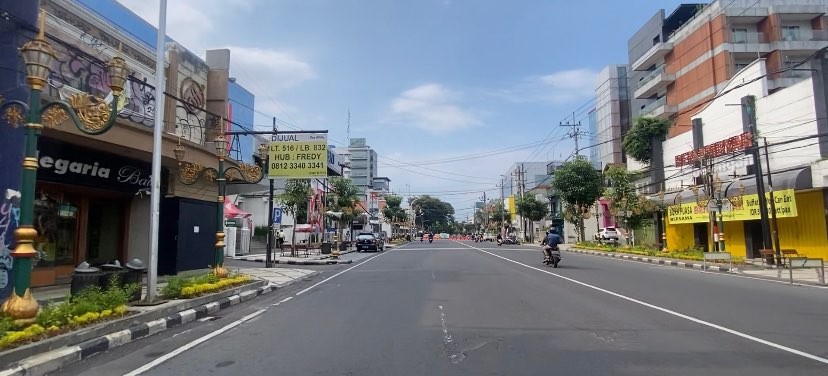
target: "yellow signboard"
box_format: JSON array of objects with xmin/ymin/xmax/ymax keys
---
[
  {"xmin": 268, "ymin": 133, "xmax": 328, "ymax": 178},
  {"xmin": 667, "ymin": 189, "xmax": 797, "ymax": 224}
]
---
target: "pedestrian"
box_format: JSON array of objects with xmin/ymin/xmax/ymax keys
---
[{"xmin": 277, "ymin": 229, "xmax": 285, "ymax": 248}]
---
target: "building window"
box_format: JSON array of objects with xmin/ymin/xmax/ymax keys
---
[
  {"xmin": 782, "ymin": 25, "xmax": 800, "ymax": 41},
  {"xmin": 732, "ymin": 28, "xmax": 747, "ymax": 43},
  {"xmin": 33, "ymin": 193, "xmax": 79, "ymax": 268},
  {"xmin": 734, "ymin": 63, "xmax": 749, "ymax": 72}
]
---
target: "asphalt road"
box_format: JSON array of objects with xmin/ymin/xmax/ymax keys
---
[{"xmin": 55, "ymin": 241, "xmax": 828, "ymax": 375}]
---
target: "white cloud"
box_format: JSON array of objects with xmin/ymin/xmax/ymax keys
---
[
  {"xmin": 387, "ymin": 83, "xmax": 480, "ymax": 133},
  {"xmin": 499, "ymin": 68, "xmax": 598, "ymax": 104}
]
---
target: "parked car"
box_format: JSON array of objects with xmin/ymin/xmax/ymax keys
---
[
  {"xmin": 595, "ymin": 227, "xmax": 620, "ymax": 242},
  {"xmin": 482, "ymin": 233, "xmax": 496, "ymax": 242},
  {"xmin": 356, "ymin": 232, "xmax": 383, "ymax": 252}
]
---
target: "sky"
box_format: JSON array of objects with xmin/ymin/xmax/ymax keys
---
[{"xmin": 116, "ymin": 0, "xmax": 687, "ymax": 220}]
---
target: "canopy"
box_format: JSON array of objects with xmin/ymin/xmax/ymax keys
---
[
  {"xmin": 294, "ymin": 224, "xmax": 321, "ymax": 233},
  {"xmin": 224, "ymin": 200, "xmax": 252, "ymax": 219}
]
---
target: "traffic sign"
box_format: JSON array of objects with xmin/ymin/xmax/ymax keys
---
[
  {"xmin": 268, "ymin": 133, "xmax": 328, "ymax": 178},
  {"xmin": 273, "ymin": 207, "xmax": 283, "ymax": 224}
]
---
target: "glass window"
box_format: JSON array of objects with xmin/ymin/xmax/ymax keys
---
[
  {"xmin": 33, "ymin": 193, "xmax": 78, "ymax": 267},
  {"xmin": 732, "ymin": 28, "xmax": 747, "ymax": 43},
  {"xmin": 86, "ymin": 199, "xmax": 124, "ymax": 265},
  {"xmin": 782, "ymin": 25, "xmax": 800, "ymax": 41}
]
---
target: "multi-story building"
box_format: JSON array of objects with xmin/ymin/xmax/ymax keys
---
[
  {"xmin": 593, "ymin": 65, "xmax": 632, "ymax": 169},
  {"xmin": 630, "ymin": 1, "xmax": 828, "ymax": 132},
  {"xmin": 660, "ymin": 57, "xmax": 828, "ymax": 260},
  {"xmin": 0, "ymin": 0, "xmax": 263, "ymax": 290},
  {"xmin": 348, "ymin": 138, "xmax": 378, "ymax": 194}
]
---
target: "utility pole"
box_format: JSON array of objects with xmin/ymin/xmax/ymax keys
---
[
  {"xmin": 742, "ymin": 95, "xmax": 773, "ymax": 258},
  {"xmin": 560, "ymin": 112, "xmax": 583, "ymax": 157},
  {"xmin": 763, "ymin": 138, "xmax": 781, "ymax": 257},
  {"xmin": 265, "ymin": 117, "xmax": 277, "ymax": 268},
  {"xmin": 500, "ymin": 176, "xmax": 505, "ymax": 237},
  {"xmin": 482, "ymin": 191, "xmax": 487, "ymax": 232}
]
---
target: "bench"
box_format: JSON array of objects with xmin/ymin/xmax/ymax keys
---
[
  {"xmin": 279, "ymin": 243, "xmax": 321, "ymax": 257},
  {"xmin": 780, "ymin": 249, "xmax": 800, "ymax": 267},
  {"xmin": 758, "ymin": 249, "xmax": 778, "ymax": 266}
]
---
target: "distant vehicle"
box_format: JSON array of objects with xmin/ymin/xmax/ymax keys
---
[
  {"xmin": 440, "ymin": 233, "xmax": 449, "ymax": 239},
  {"xmin": 482, "ymin": 233, "xmax": 495, "ymax": 242},
  {"xmin": 356, "ymin": 232, "xmax": 384, "ymax": 252},
  {"xmin": 595, "ymin": 227, "xmax": 619, "ymax": 242}
]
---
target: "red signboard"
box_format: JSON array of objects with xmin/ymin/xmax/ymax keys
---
[{"xmin": 675, "ymin": 132, "xmax": 753, "ymax": 167}]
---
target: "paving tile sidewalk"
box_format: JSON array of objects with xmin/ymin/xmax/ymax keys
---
[
  {"xmin": 566, "ymin": 245, "xmax": 826, "ymax": 286},
  {"xmin": 1, "ymin": 268, "xmax": 318, "ymax": 376}
]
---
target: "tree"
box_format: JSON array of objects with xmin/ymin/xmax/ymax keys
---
[
  {"xmin": 277, "ymin": 179, "xmax": 312, "ymax": 256},
  {"xmin": 411, "ymin": 195, "xmax": 455, "ymax": 232},
  {"xmin": 326, "ymin": 177, "xmax": 361, "ymax": 243},
  {"xmin": 382, "ymin": 194, "xmax": 407, "ymax": 236},
  {"xmin": 488, "ymin": 202, "xmax": 511, "ymax": 230},
  {"xmin": 515, "ymin": 194, "xmax": 549, "ymax": 242},
  {"xmin": 604, "ymin": 165, "xmax": 656, "ymax": 241},
  {"xmin": 622, "ymin": 117, "xmax": 671, "ymax": 164},
  {"xmin": 551, "ymin": 157, "xmax": 603, "ymax": 242}
]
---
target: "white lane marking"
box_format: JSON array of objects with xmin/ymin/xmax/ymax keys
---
[
  {"xmin": 124, "ymin": 309, "xmax": 268, "ymax": 376},
  {"xmin": 279, "ymin": 296, "xmax": 293, "ymax": 303},
  {"xmin": 455, "ymin": 241, "xmax": 828, "ymax": 365},
  {"xmin": 432, "ymin": 271, "xmax": 436, "ymax": 280},
  {"xmin": 295, "ymin": 249, "xmax": 391, "ymax": 296},
  {"xmin": 566, "ymin": 249, "xmax": 828, "ymax": 290}
]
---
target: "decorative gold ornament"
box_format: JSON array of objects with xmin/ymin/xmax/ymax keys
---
[
  {"xmin": 67, "ymin": 93, "xmax": 110, "ymax": 132},
  {"xmin": 179, "ymin": 162, "xmax": 203, "ymax": 184},
  {"xmin": 224, "ymin": 168, "xmax": 238, "ymax": 182},
  {"xmin": 3, "ymin": 104, "xmax": 25, "ymax": 127},
  {"xmin": 213, "ymin": 265, "xmax": 229, "ymax": 279},
  {"xmin": 12, "ymin": 226, "xmax": 38, "ymax": 257},
  {"xmin": 215, "ymin": 232, "xmax": 226, "ymax": 248},
  {"xmin": 238, "ymin": 163, "xmax": 263, "ymax": 182},
  {"xmin": 1, "ymin": 289, "xmax": 39, "ymax": 322},
  {"xmin": 204, "ymin": 168, "xmax": 218, "ymax": 182},
  {"xmin": 42, "ymin": 105, "xmax": 69, "ymax": 128}
]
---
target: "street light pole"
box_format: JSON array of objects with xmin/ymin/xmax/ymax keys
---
[{"xmin": 1, "ymin": 11, "xmax": 128, "ymax": 320}]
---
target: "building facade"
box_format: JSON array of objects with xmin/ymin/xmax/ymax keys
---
[
  {"xmin": 593, "ymin": 64, "xmax": 632, "ymax": 169},
  {"xmin": 0, "ymin": 0, "xmax": 263, "ymax": 291},
  {"xmin": 348, "ymin": 138, "xmax": 378, "ymax": 194},
  {"xmin": 660, "ymin": 58, "xmax": 828, "ymax": 260}
]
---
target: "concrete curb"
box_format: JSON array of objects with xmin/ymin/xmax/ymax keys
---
[
  {"xmin": 568, "ymin": 248, "xmax": 732, "ymax": 272},
  {"xmin": 231, "ymin": 249, "xmax": 358, "ymax": 264},
  {"xmin": 0, "ymin": 278, "xmax": 297, "ymax": 376}
]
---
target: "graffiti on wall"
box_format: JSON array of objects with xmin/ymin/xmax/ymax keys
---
[
  {"xmin": 176, "ymin": 77, "xmax": 206, "ymax": 144},
  {"xmin": 0, "ymin": 189, "xmax": 21, "ymax": 292}
]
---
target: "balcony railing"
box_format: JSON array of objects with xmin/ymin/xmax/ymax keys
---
[
  {"xmin": 731, "ymin": 31, "xmax": 767, "ymax": 44},
  {"xmin": 780, "ymin": 29, "xmax": 828, "ymax": 42},
  {"xmin": 640, "ymin": 97, "xmax": 667, "ymax": 115},
  {"xmin": 637, "ymin": 66, "xmax": 666, "ymax": 88}
]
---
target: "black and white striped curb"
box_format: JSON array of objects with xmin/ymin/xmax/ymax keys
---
[
  {"xmin": 568, "ymin": 248, "xmax": 733, "ymax": 272},
  {"xmin": 0, "ymin": 284, "xmax": 280, "ymax": 376},
  {"xmin": 230, "ymin": 256, "xmax": 354, "ymax": 265}
]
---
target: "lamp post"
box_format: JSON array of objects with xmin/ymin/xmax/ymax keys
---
[
  {"xmin": 657, "ymin": 190, "xmax": 668, "ymax": 252},
  {"xmin": 1, "ymin": 11, "xmax": 128, "ymax": 321},
  {"xmin": 691, "ymin": 175, "xmax": 745, "ymax": 253},
  {"xmin": 173, "ymin": 134, "xmax": 267, "ymax": 277}
]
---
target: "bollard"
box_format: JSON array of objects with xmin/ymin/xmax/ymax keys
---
[{"xmin": 70, "ymin": 262, "xmax": 103, "ymax": 297}]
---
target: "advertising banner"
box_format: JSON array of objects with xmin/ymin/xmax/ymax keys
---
[
  {"xmin": 268, "ymin": 133, "xmax": 328, "ymax": 178},
  {"xmin": 668, "ymin": 189, "xmax": 797, "ymax": 224}
]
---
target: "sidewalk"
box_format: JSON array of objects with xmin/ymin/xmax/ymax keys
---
[
  {"xmin": 1, "ymin": 268, "xmax": 317, "ymax": 376},
  {"xmin": 230, "ymin": 249, "xmax": 358, "ymax": 265},
  {"xmin": 565, "ymin": 245, "xmax": 826, "ymax": 286}
]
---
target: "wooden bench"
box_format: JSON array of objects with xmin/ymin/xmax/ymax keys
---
[
  {"xmin": 279, "ymin": 243, "xmax": 321, "ymax": 257},
  {"xmin": 758, "ymin": 249, "xmax": 777, "ymax": 266},
  {"xmin": 780, "ymin": 249, "xmax": 801, "ymax": 267}
]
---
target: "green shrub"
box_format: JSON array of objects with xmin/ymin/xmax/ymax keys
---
[
  {"xmin": 161, "ymin": 272, "xmax": 225, "ymax": 299},
  {"xmin": 253, "ymin": 225, "xmax": 270, "ymax": 237},
  {"xmin": 35, "ymin": 279, "xmax": 135, "ymax": 329},
  {"xmin": 0, "ymin": 315, "xmax": 18, "ymax": 337}
]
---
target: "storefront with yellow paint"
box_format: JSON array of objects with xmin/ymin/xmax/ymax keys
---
[{"xmin": 665, "ymin": 188, "xmax": 828, "ymax": 261}]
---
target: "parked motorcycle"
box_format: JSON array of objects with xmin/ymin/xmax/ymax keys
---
[{"xmin": 502, "ymin": 236, "xmax": 519, "ymax": 245}]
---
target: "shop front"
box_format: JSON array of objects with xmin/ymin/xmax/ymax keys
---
[
  {"xmin": 666, "ymin": 185, "xmax": 828, "ymax": 260},
  {"xmin": 30, "ymin": 137, "xmax": 167, "ymax": 287}
]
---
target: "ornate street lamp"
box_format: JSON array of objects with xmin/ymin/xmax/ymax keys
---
[
  {"xmin": 173, "ymin": 132, "xmax": 267, "ymax": 277},
  {"xmin": 1, "ymin": 11, "xmax": 127, "ymax": 321},
  {"xmin": 657, "ymin": 190, "xmax": 668, "ymax": 252},
  {"xmin": 691, "ymin": 174, "xmax": 745, "ymax": 252}
]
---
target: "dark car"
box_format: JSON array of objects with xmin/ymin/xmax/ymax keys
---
[{"xmin": 356, "ymin": 233, "xmax": 383, "ymax": 252}]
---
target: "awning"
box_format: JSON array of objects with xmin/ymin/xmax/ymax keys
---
[
  {"xmin": 660, "ymin": 166, "xmax": 812, "ymax": 205},
  {"xmin": 224, "ymin": 199, "xmax": 252, "ymax": 219}
]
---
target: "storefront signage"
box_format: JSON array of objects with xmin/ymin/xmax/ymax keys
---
[
  {"xmin": 668, "ymin": 189, "xmax": 797, "ymax": 224},
  {"xmin": 675, "ymin": 132, "xmax": 752, "ymax": 167},
  {"xmin": 268, "ymin": 133, "xmax": 328, "ymax": 178},
  {"xmin": 37, "ymin": 138, "xmax": 168, "ymax": 194}
]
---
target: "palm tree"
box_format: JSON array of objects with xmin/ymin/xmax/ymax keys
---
[{"xmin": 327, "ymin": 177, "xmax": 361, "ymax": 245}]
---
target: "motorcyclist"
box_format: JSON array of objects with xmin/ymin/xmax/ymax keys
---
[
  {"xmin": 496, "ymin": 233, "xmax": 503, "ymax": 244},
  {"xmin": 540, "ymin": 227, "xmax": 562, "ymax": 262},
  {"xmin": 428, "ymin": 232, "xmax": 434, "ymax": 242}
]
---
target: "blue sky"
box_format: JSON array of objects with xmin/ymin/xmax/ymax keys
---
[{"xmin": 118, "ymin": 0, "xmax": 686, "ymax": 218}]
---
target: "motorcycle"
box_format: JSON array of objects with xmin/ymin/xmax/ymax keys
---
[
  {"xmin": 429, "ymin": 238, "xmax": 433, "ymax": 243},
  {"xmin": 544, "ymin": 247, "xmax": 561, "ymax": 268},
  {"xmin": 496, "ymin": 238, "xmax": 503, "ymax": 246}
]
